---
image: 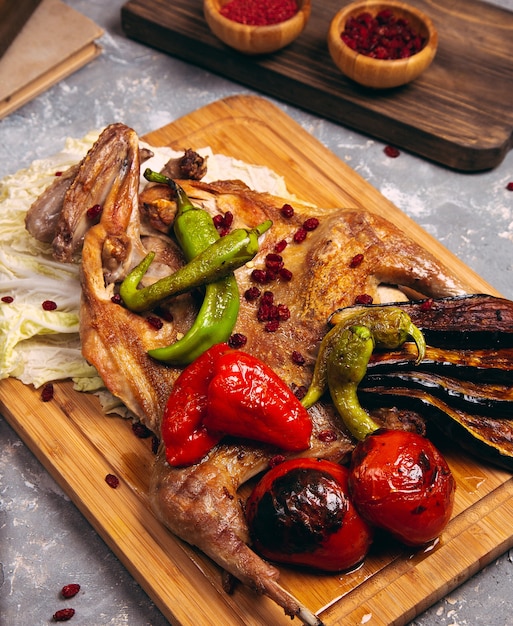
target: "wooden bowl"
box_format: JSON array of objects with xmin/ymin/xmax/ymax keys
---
[
  {"xmin": 327, "ymin": 0, "xmax": 438, "ymax": 89},
  {"xmin": 203, "ymin": 0, "xmax": 311, "ymax": 55}
]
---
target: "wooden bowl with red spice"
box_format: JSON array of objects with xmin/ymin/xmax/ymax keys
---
[
  {"xmin": 328, "ymin": 0, "xmax": 438, "ymax": 89},
  {"xmin": 204, "ymin": 0, "xmax": 311, "ymax": 55}
]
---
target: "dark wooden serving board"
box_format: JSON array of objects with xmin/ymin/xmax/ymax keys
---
[{"xmin": 121, "ymin": 0, "xmax": 513, "ymax": 172}]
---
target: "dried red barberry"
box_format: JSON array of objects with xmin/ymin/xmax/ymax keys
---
[
  {"xmin": 291, "ymin": 350, "xmax": 305, "ymax": 365},
  {"xmin": 244, "ymin": 286, "xmax": 261, "ymax": 301},
  {"xmin": 42, "ymin": 300, "xmax": 57, "ymax": 311},
  {"xmin": 251, "ymin": 269, "xmax": 270, "ymax": 284},
  {"xmin": 293, "ymin": 228, "xmax": 307, "ymax": 243},
  {"xmin": 55, "ymin": 171, "xmax": 63, "ymax": 176},
  {"xmin": 265, "ymin": 320, "xmax": 280, "ymax": 332},
  {"xmin": 384, "ymin": 145, "xmax": 401, "ymax": 158},
  {"xmin": 349, "ymin": 253, "xmax": 364, "ymax": 268},
  {"xmin": 277, "ymin": 304, "xmax": 290, "ymax": 321},
  {"xmin": 105, "ymin": 474, "xmax": 120, "ymax": 489},
  {"xmin": 61, "ymin": 584, "xmax": 80, "ymax": 599},
  {"xmin": 269, "ymin": 454, "xmax": 286, "ymax": 468},
  {"xmin": 317, "ymin": 429, "xmax": 338, "ymax": 443},
  {"xmin": 507, "ymin": 182, "xmax": 513, "ymax": 191},
  {"xmin": 265, "ymin": 253, "xmax": 284, "ymax": 272},
  {"xmin": 342, "ymin": 9, "xmax": 426, "ymax": 59},
  {"xmin": 228, "ymin": 333, "xmax": 247, "ymax": 349},
  {"xmin": 420, "ymin": 298, "xmax": 434, "ymax": 311},
  {"xmin": 355, "ymin": 294, "xmax": 373, "ymax": 305},
  {"xmin": 86, "ymin": 203, "xmax": 103, "ymax": 220},
  {"xmin": 274, "ymin": 239, "xmax": 287, "ymax": 253},
  {"xmin": 132, "ymin": 422, "xmax": 152, "ymax": 438},
  {"xmin": 53, "ymin": 608, "xmax": 75, "ymax": 621},
  {"xmin": 303, "ymin": 217, "xmax": 319, "ymax": 231},
  {"xmin": 280, "ymin": 203, "xmax": 295, "ymax": 218},
  {"xmin": 110, "ymin": 293, "xmax": 122, "ymax": 305},
  {"xmin": 1, "ymin": 295, "xmax": 14, "ymax": 303},
  {"xmin": 279, "ymin": 267, "xmax": 293, "ymax": 281},
  {"xmin": 41, "ymin": 383, "xmax": 54, "ymax": 402},
  {"xmin": 146, "ymin": 315, "xmax": 164, "ymax": 330}
]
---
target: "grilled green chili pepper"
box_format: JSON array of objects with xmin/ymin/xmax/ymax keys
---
[
  {"xmin": 120, "ymin": 220, "xmax": 272, "ymax": 313},
  {"xmin": 326, "ymin": 325, "xmax": 381, "ymax": 440},
  {"xmin": 143, "ymin": 170, "xmax": 242, "ymax": 365},
  {"xmin": 301, "ymin": 307, "xmax": 426, "ymax": 410}
]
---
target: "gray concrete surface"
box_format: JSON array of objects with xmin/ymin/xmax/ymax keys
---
[{"xmin": 1, "ymin": 1, "xmax": 513, "ymax": 624}]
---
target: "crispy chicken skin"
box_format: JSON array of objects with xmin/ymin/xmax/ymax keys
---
[{"xmin": 29, "ymin": 123, "xmax": 473, "ymax": 624}]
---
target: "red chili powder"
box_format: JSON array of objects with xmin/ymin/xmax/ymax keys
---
[{"xmin": 220, "ymin": 0, "xmax": 298, "ymax": 26}]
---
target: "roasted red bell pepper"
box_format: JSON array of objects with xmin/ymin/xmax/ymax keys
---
[
  {"xmin": 161, "ymin": 343, "xmax": 312, "ymax": 467},
  {"xmin": 203, "ymin": 350, "xmax": 312, "ymax": 451},
  {"xmin": 161, "ymin": 342, "xmax": 231, "ymax": 466}
]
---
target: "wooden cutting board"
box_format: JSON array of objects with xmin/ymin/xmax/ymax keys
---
[
  {"xmin": 121, "ymin": 0, "xmax": 513, "ymax": 172},
  {"xmin": 2, "ymin": 95, "xmax": 513, "ymax": 626}
]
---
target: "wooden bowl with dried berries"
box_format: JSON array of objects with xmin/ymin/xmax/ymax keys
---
[
  {"xmin": 328, "ymin": 0, "xmax": 438, "ymax": 89},
  {"xmin": 203, "ymin": 0, "xmax": 311, "ymax": 55}
]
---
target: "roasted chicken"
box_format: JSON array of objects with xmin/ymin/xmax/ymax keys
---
[{"xmin": 26, "ymin": 123, "xmax": 474, "ymax": 624}]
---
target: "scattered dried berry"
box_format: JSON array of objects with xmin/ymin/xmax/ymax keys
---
[
  {"xmin": 61, "ymin": 584, "xmax": 80, "ymax": 599},
  {"xmin": 55, "ymin": 171, "xmax": 63, "ymax": 176},
  {"xmin": 291, "ymin": 350, "xmax": 305, "ymax": 365},
  {"xmin": 355, "ymin": 294, "xmax": 374, "ymax": 305},
  {"xmin": 274, "ymin": 239, "xmax": 287, "ymax": 253},
  {"xmin": 132, "ymin": 422, "xmax": 152, "ymax": 438},
  {"xmin": 293, "ymin": 228, "xmax": 307, "ymax": 243},
  {"xmin": 146, "ymin": 315, "xmax": 164, "ymax": 330},
  {"xmin": 1, "ymin": 295, "xmax": 14, "ymax": 303},
  {"xmin": 105, "ymin": 474, "xmax": 120, "ymax": 489},
  {"xmin": 269, "ymin": 454, "xmax": 286, "ymax": 468},
  {"xmin": 86, "ymin": 204, "xmax": 103, "ymax": 220},
  {"xmin": 214, "ymin": 211, "xmax": 234, "ymax": 236},
  {"xmin": 317, "ymin": 429, "xmax": 338, "ymax": 442},
  {"xmin": 349, "ymin": 253, "xmax": 364, "ymax": 268},
  {"xmin": 244, "ymin": 286, "xmax": 261, "ymax": 301},
  {"xmin": 53, "ymin": 608, "xmax": 75, "ymax": 621},
  {"xmin": 42, "ymin": 300, "xmax": 57, "ymax": 311},
  {"xmin": 507, "ymin": 182, "xmax": 513, "ymax": 191},
  {"xmin": 420, "ymin": 298, "xmax": 434, "ymax": 311},
  {"xmin": 41, "ymin": 383, "xmax": 54, "ymax": 402},
  {"xmin": 384, "ymin": 145, "xmax": 401, "ymax": 158},
  {"xmin": 279, "ymin": 267, "xmax": 293, "ymax": 281},
  {"xmin": 228, "ymin": 333, "xmax": 247, "ymax": 349},
  {"xmin": 280, "ymin": 203, "xmax": 295, "ymax": 218},
  {"xmin": 264, "ymin": 320, "xmax": 280, "ymax": 332},
  {"xmin": 110, "ymin": 293, "xmax": 122, "ymax": 305},
  {"xmin": 251, "ymin": 269, "xmax": 270, "ymax": 284},
  {"xmin": 303, "ymin": 217, "xmax": 319, "ymax": 231}
]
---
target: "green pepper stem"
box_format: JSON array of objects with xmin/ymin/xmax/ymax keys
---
[{"xmin": 143, "ymin": 168, "xmax": 194, "ymax": 214}]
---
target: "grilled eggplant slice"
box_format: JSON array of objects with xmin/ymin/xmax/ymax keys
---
[
  {"xmin": 360, "ymin": 387, "xmax": 513, "ymax": 471},
  {"xmin": 330, "ymin": 294, "xmax": 513, "ymax": 349},
  {"xmin": 330, "ymin": 295, "xmax": 513, "ymax": 470}
]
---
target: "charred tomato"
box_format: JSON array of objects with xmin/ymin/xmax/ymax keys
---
[
  {"xmin": 245, "ymin": 458, "xmax": 373, "ymax": 572},
  {"xmin": 348, "ymin": 429, "xmax": 455, "ymax": 547}
]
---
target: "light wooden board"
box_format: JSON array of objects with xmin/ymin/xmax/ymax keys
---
[
  {"xmin": 2, "ymin": 95, "xmax": 513, "ymax": 626},
  {"xmin": 121, "ymin": 0, "xmax": 513, "ymax": 172}
]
